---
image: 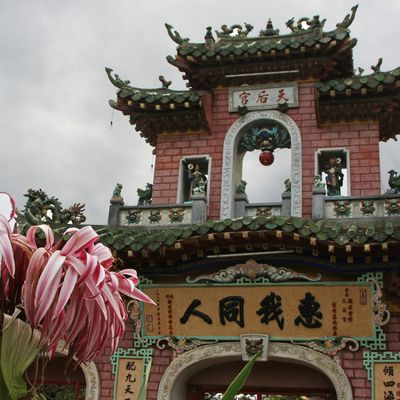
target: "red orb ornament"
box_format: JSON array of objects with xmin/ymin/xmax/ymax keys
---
[{"xmin": 259, "ymin": 150, "xmax": 274, "ymax": 166}]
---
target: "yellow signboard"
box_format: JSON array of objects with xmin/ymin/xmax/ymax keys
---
[
  {"xmin": 374, "ymin": 362, "xmax": 400, "ymax": 400},
  {"xmin": 115, "ymin": 358, "xmax": 144, "ymax": 400},
  {"xmin": 142, "ymin": 283, "xmax": 374, "ymax": 339}
]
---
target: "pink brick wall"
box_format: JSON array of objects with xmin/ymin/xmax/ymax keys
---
[
  {"xmin": 152, "ymin": 87, "xmax": 237, "ymax": 220},
  {"xmin": 151, "ymin": 83, "xmax": 381, "ymax": 219},
  {"xmin": 287, "ymin": 82, "xmax": 381, "ymax": 217}
]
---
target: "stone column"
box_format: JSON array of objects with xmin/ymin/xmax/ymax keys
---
[
  {"xmin": 312, "ymin": 185, "xmax": 326, "ymax": 219},
  {"xmin": 234, "ymin": 193, "xmax": 248, "ymax": 218},
  {"xmin": 281, "ymin": 191, "xmax": 291, "ymax": 216},
  {"xmin": 191, "ymin": 193, "xmax": 207, "ymax": 224},
  {"xmin": 108, "ymin": 195, "xmax": 124, "ymax": 226}
]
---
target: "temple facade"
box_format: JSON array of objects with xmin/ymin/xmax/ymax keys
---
[{"xmin": 93, "ymin": 5, "xmax": 400, "ymax": 400}]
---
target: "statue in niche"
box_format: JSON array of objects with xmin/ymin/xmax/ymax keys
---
[
  {"xmin": 324, "ymin": 157, "xmax": 344, "ymax": 196},
  {"xmin": 188, "ymin": 164, "xmax": 207, "ymax": 196}
]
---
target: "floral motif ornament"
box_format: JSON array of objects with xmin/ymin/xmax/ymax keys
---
[
  {"xmin": 186, "ymin": 258, "xmax": 321, "ymax": 283},
  {"xmin": 156, "ymin": 336, "xmax": 218, "ymax": 354},
  {"xmin": 368, "ymin": 277, "xmax": 390, "ymax": 326},
  {"xmin": 294, "ymin": 337, "xmax": 359, "ymax": 356},
  {"xmin": 168, "ymin": 208, "xmax": 185, "ymax": 223}
]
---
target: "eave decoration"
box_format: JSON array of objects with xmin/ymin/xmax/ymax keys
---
[{"xmin": 186, "ymin": 259, "xmax": 321, "ymax": 284}]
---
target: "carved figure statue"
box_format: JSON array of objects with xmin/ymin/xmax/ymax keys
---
[
  {"xmin": 188, "ymin": 164, "xmax": 207, "ymax": 196},
  {"xmin": 388, "ymin": 170, "xmax": 400, "ymax": 194},
  {"xmin": 15, "ymin": 188, "xmax": 86, "ymax": 232},
  {"xmin": 110, "ymin": 183, "xmax": 124, "ymax": 205},
  {"xmin": 215, "ymin": 23, "xmax": 253, "ymax": 38},
  {"xmin": 325, "ymin": 157, "xmax": 344, "ymax": 196},
  {"xmin": 284, "ymin": 178, "xmax": 291, "ymax": 192},
  {"xmin": 137, "ymin": 183, "xmax": 153, "ymax": 205},
  {"xmin": 286, "ymin": 15, "xmax": 325, "ymax": 32},
  {"xmin": 237, "ymin": 180, "xmax": 247, "ymax": 194},
  {"xmin": 113, "ymin": 183, "xmax": 123, "ymax": 197}
]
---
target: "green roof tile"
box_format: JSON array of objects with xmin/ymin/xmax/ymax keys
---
[{"xmin": 316, "ymin": 67, "xmax": 400, "ymax": 95}]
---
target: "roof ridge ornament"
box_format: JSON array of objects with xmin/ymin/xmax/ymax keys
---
[
  {"xmin": 105, "ymin": 67, "xmax": 130, "ymax": 89},
  {"xmin": 159, "ymin": 75, "xmax": 172, "ymax": 89},
  {"xmin": 259, "ymin": 18, "xmax": 279, "ymax": 37},
  {"xmin": 165, "ymin": 23, "xmax": 189, "ymax": 45},
  {"xmin": 215, "ymin": 23, "xmax": 254, "ymax": 38},
  {"xmin": 336, "ymin": 4, "xmax": 359, "ymax": 29},
  {"xmin": 286, "ymin": 15, "xmax": 326, "ymax": 33},
  {"xmin": 355, "ymin": 67, "xmax": 364, "ymax": 76},
  {"xmin": 371, "ymin": 57, "xmax": 383, "ymax": 73}
]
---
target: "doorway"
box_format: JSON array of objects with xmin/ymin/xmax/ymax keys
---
[
  {"xmin": 187, "ymin": 359, "xmax": 336, "ymax": 400},
  {"xmin": 157, "ymin": 342, "xmax": 352, "ymax": 400}
]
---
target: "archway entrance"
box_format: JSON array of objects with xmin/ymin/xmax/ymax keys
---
[
  {"xmin": 220, "ymin": 110, "xmax": 302, "ymax": 219},
  {"xmin": 188, "ymin": 358, "xmax": 336, "ymax": 399},
  {"xmin": 157, "ymin": 342, "xmax": 352, "ymax": 400}
]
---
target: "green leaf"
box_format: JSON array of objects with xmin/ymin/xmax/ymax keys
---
[
  {"xmin": 0, "ymin": 365, "xmax": 11, "ymax": 400},
  {"xmin": 221, "ymin": 351, "xmax": 261, "ymax": 400},
  {"xmin": 137, "ymin": 360, "xmax": 152, "ymax": 400},
  {"xmin": 1, "ymin": 314, "xmax": 43, "ymax": 400}
]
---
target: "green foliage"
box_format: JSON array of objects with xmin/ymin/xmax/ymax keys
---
[
  {"xmin": 221, "ymin": 351, "xmax": 261, "ymax": 400},
  {"xmin": 1, "ymin": 315, "xmax": 42, "ymax": 400}
]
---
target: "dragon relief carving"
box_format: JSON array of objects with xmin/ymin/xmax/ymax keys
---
[
  {"xmin": 369, "ymin": 277, "xmax": 390, "ymax": 327},
  {"xmin": 16, "ymin": 188, "xmax": 86, "ymax": 232},
  {"xmin": 156, "ymin": 336, "xmax": 218, "ymax": 354},
  {"xmin": 215, "ymin": 23, "xmax": 254, "ymax": 38},
  {"xmin": 186, "ymin": 259, "xmax": 321, "ymax": 283}
]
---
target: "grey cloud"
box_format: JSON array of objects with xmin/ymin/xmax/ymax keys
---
[{"xmin": 1, "ymin": 0, "xmax": 399, "ymax": 223}]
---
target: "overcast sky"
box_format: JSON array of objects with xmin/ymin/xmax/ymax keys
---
[{"xmin": 1, "ymin": 0, "xmax": 399, "ymax": 224}]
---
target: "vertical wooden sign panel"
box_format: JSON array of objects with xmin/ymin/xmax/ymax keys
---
[
  {"xmin": 115, "ymin": 358, "xmax": 144, "ymax": 400},
  {"xmin": 374, "ymin": 362, "xmax": 400, "ymax": 399}
]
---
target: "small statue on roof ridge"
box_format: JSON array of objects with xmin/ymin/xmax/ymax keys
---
[
  {"xmin": 355, "ymin": 67, "xmax": 364, "ymax": 76},
  {"xmin": 259, "ymin": 18, "xmax": 279, "ymax": 37},
  {"xmin": 105, "ymin": 67, "xmax": 130, "ymax": 89},
  {"xmin": 111, "ymin": 183, "xmax": 124, "ymax": 206},
  {"xmin": 336, "ymin": 5, "xmax": 359, "ymax": 29},
  {"xmin": 286, "ymin": 15, "xmax": 325, "ymax": 33},
  {"xmin": 371, "ymin": 58, "xmax": 383, "ymax": 73},
  {"xmin": 215, "ymin": 23, "xmax": 253, "ymax": 38},
  {"xmin": 159, "ymin": 75, "xmax": 172, "ymax": 89},
  {"xmin": 137, "ymin": 183, "xmax": 153, "ymax": 205},
  {"xmin": 165, "ymin": 23, "xmax": 189, "ymax": 45}
]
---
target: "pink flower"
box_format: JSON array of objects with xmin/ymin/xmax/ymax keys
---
[{"xmin": 1, "ymin": 195, "xmax": 155, "ymax": 364}]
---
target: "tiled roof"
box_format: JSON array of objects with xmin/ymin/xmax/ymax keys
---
[
  {"xmin": 174, "ymin": 29, "xmax": 351, "ymax": 59},
  {"xmin": 106, "ymin": 68, "xmax": 203, "ymax": 108},
  {"xmin": 96, "ymin": 215, "xmax": 400, "ymax": 252},
  {"xmin": 316, "ymin": 67, "xmax": 400, "ymax": 94},
  {"xmin": 165, "ymin": 6, "xmax": 359, "ymax": 88}
]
